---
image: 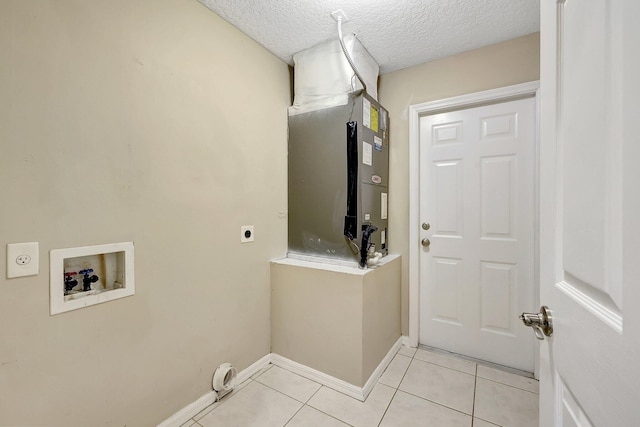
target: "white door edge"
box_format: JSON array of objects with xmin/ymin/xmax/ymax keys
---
[{"xmin": 407, "ymin": 80, "xmax": 541, "ymax": 377}]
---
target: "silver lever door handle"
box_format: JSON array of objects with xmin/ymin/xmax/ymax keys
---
[{"xmin": 519, "ymin": 306, "xmax": 553, "ymax": 340}]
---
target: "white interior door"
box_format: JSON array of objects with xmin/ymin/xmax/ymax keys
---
[
  {"xmin": 539, "ymin": 0, "xmax": 640, "ymax": 425},
  {"xmin": 419, "ymin": 97, "xmax": 536, "ymax": 372}
]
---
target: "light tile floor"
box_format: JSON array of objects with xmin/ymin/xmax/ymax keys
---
[{"xmin": 181, "ymin": 346, "xmax": 539, "ymax": 427}]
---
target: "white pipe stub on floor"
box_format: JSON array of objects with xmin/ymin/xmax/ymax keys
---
[{"xmin": 212, "ymin": 362, "xmax": 237, "ymax": 401}]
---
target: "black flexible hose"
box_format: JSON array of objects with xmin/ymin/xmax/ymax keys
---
[{"xmin": 360, "ymin": 224, "xmax": 378, "ymax": 269}]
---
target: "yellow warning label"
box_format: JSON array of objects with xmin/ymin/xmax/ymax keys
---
[{"xmin": 371, "ymin": 105, "xmax": 379, "ymax": 133}]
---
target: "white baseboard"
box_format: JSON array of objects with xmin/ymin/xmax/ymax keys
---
[
  {"xmin": 157, "ymin": 354, "xmax": 271, "ymax": 427},
  {"xmin": 272, "ymin": 336, "xmax": 402, "ymax": 402},
  {"xmin": 158, "ymin": 339, "xmax": 403, "ymax": 425},
  {"xmin": 401, "ymin": 335, "xmax": 412, "ymax": 348},
  {"xmin": 361, "ymin": 337, "xmax": 403, "ymax": 399},
  {"xmin": 157, "ymin": 391, "xmax": 217, "ymax": 427},
  {"xmin": 270, "ymin": 353, "xmax": 366, "ymax": 400},
  {"xmin": 236, "ymin": 353, "xmax": 272, "ymax": 384}
]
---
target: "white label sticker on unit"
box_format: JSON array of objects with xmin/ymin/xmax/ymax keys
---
[
  {"xmin": 363, "ymin": 142, "xmax": 373, "ymax": 166},
  {"xmin": 381, "ymin": 192, "xmax": 388, "ymax": 219},
  {"xmin": 363, "ymin": 98, "xmax": 371, "ymax": 129},
  {"xmin": 374, "ymin": 136, "xmax": 383, "ymax": 152},
  {"xmin": 381, "ymin": 230, "xmax": 386, "ymax": 245},
  {"xmin": 364, "ymin": 213, "xmax": 371, "ymax": 221}
]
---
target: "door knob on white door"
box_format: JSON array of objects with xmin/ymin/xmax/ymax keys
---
[
  {"xmin": 519, "ymin": 306, "xmax": 553, "ymax": 340},
  {"xmin": 421, "ymin": 222, "xmax": 431, "ymax": 247}
]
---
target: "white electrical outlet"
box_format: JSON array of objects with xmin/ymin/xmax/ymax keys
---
[
  {"xmin": 7, "ymin": 242, "xmax": 39, "ymax": 278},
  {"xmin": 240, "ymin": 226, "xmax": 254, "ymax": 243}
]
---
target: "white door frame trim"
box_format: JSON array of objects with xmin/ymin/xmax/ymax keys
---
[{"xmin": 407, "ymin": 81, "xmax": 541, "ymax": 351}]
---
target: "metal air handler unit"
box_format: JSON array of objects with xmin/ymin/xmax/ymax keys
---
[{"xmin": 288, "ymin": 92, "xmax": 389, "ymax": 268}]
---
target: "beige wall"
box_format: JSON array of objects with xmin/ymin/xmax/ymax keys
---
[
  {"xmin": 271, "ymin": 262, "xmax": 365, "ymax": 386},
  {"xmin": 379, "ymin": 33, "xmax": 540, "ymax": 335},
  {"xmin": 362, "ymin": 257, "xmax": 401, "ymax": 381},
  {"xmin": 271, "ymin": 256, "xmax": 401, "ymax": 387},
  {"xmin": 0, "ymin": 1, "xmax": 289, "ymax": 425}
]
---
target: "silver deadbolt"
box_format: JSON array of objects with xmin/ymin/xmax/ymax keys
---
[
  {"xmin": 421, "ymin": 238, "xmax": 431, "ymax": 247},
  {"xmin": 519, "ymin": 306, "xmax": 553, "ymax": 340},
  {"xmin": 422, "ymin": 223, "xmax": 431, "ymax": 231}
]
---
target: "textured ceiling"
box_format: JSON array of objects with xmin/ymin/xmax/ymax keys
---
[{"xmin": 198, "ymin": 0, "xmax": 540, "ymax": 74}]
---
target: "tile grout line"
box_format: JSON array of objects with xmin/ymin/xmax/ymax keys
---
[
  {"xmin": 281, "ymin": 377, "xmax": 322, "ymax": 427},
  {"xmin": 304, "ymin": 386, "xmax": 357, "ymax": 427},
  {"xmin": 410, "ymin": 356, "xmax": 477, "ymax": 380},
  {"xmin": 252, "ymin": 376, "xmax": 319, "ymax": 406},
  {"xmin": 380, "ymin": 350, "xmax": 413, "ymax": 388},
  {"xmin": 375, "ymin": 348, "xmax": 411, "ymax": 427},
  {"xmin": 476, "ymin": 376, "xmax": 540, "ymax": 394},
  {"xmin": 473, "ymin": 415, "xmax": 502, "ymax": 426},
  {"xmin": 229, "ymin": 377, "xmax": 317, "ymax": 427},
  {"xmin": 276, "ymin": 381, "xmax": 356, "ymax": 427},
  {"xmin": 413, "ymin": 359, "xmax": 477, "ymax": 376},
  {"xmin": 415, "ymin": 347, "xmax": 478, "ymax": 376},
  {"xmin": 393, "ymin": 351, "xmax": 414, "ymax": 389},
  {"xmin": 304, "ymin": 383, "xmax": 323, "ymax": 404},
  {"xmin": 373, "ymin": 347, "xmax": 409, "ymax": 425},
  {"xmin": 253, "ymin": 364, "xmax": 329, "ymax": 406},
  {"xmin": 377, "ymin": 387, "xmax": 399, "ymax": 427},
  {"xmin": 471, "ymin": 363, "xmax": 478, "ymax": 426},
  {"xmin": 392, "ymin": 388, "xmax": 474, "ymax": 418},
  {"xmin": 387, "ymin": 347, "xmax": 477, "ymax": 420},
  {"xmin": 282, "ymin": 405, "xmax": 304, "ymax": 426}
]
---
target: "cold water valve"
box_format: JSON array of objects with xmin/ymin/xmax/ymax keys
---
[{"xmin": 79, "ymin": 269, "xmax": 99, "ymax": 292}]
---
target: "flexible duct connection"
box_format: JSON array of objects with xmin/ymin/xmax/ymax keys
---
[{"xmin": 337, "ymin": 17, "xmax": 367, "ymax": 95}]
